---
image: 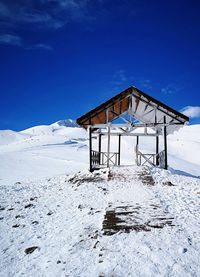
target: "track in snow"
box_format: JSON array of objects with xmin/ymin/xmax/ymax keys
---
[{"xmin": 103, "ymin": 168, "xmax": 174, "ymax": 235}]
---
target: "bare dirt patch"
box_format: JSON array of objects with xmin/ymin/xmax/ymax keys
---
[
  {"xmin": 68, "ymin": 170, "xmax": 108, "ymax": 186},
  {"xmin": 103, "ymin": 204, "xmax": 174, "ymax": 235}
]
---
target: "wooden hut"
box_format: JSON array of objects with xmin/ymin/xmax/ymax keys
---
[{"xmin": 77, "ymin": 86, "xmax": 189, "ymax": 172}]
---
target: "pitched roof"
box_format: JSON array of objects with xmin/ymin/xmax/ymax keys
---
[{"xmin": 77, "ymin": 86, "xmax": 189, "ymax": 134}]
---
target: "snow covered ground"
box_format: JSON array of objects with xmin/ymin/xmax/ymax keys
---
[
  {"xmin": 0, "ymin": 121, "xmax": 88, "ymax": 186},
  {"xmin": 0, "ymin": 121, "xmax": 200, "ymax": 276},
  {"xmin": 0, "ymin": 121, "xmax": 199, "ymax": 186}
]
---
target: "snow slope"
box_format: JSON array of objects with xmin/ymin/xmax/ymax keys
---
[
  {"xmin": 0, "ymin": 130, "xmax": 30, "ymax": 145},
  {"xmin": 20, "ymin": 119, "xmax": 78, "ymax": 136},
  {"xmin": 0, "ymin": 166, "xmax": 200, "ymax": 276},
  {"xmin": 0, "ymin": 120, "xmax": 88, "ymax": 185},
  {"xmin": 0, "ymin": 121, "xmax": 200, "ymax": 276},
  {"xmin": 0, "ymin": 122, "xmax": 200, "ymax": 186},
  {"xmin": 167, "ymin": 125, "xmax": 200, "ymax": 176}
]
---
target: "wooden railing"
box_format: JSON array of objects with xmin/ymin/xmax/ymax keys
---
[
  {"xmin": 137, "ymin": 151, "xmax": 157, "ymax": 167},
  {"xmin": 91, "ymin": 150, "xmax": 119, "ymax": 168},
  {"xmin": 100, "ymin": 151, "xmax": 119, "ymax": 166},
  {"xmin": 91, "ymin": 150, "xmax": 100, "ymax": 166},
  {"xmin": 137, "ymin": 150, "xmax": 166, "ymax": 168},
  {"xmin": 92, "ymin": 149, "xmax": 166, "ymax": 169}
]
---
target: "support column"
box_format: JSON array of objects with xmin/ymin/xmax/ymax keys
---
[
  {"xmin": 136, "ymin": 136, "xmax": 139, "ymax": 165},
  {"xmin": 98, "ymin": 133, "xmax": 102, "ymax": 165},
  {"xmin": 89, "ymin": 127, "xmax": 93, "ymax": 172},
  {"xmin": 107, "ymin": 125, "xmax": 111, "ymax": 168},
  {"xmin": 156, "ymin": 130, "xmax": 159, "ymax": 166},
  {"xmin": 163, "ymin": 116, "xmax": 168, "ymax": 170},
  {"xmin": 155, "ymin": 111, "xmax": 159, "ymax": 166},
  {"xmin": 118, "ymin": 134, "xmax": 121, "ymax": 165},
  {"xmin": 136, "ymin": 136, "xmax": 139, "ymax": 146}
]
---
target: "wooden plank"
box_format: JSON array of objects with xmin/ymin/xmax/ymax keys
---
[
  {"xmin": 163, "ymin": 116, "xmax": 168, "ymax": 170},
  {"xmin": 107, "ymin": 126, "xmax": 111, "ymax": 168},
  {"xmin": 89, "ymin": 127, "xmax": 93, "ymax": 172},
  {"xmin": 118, "ymin": 135, "xmax": 121, "ymax": 165}
]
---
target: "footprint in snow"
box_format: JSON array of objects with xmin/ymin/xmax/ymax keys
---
[
  {"xmin": 15, "ymin": 214, "xmax": 25, "ymax": 219},
  {"xmin": 178, "ymin": 247, "xmax": 188, "ymax": 254},
  {"xmin": 47, "ymin": 211, "xmax": 53, "ymax": 216},
  {"xmin": 30, "ymin": 197, "xmax": 38, "ymax": 201},
  {"xmin": 32, "ymin": 221, "xmax": 39, "ymax": 225},
  {"xmin": 24, "ymin": 203, "xmax": 34, "ymax": 208},
  {"xmin": 12, "ymin": 224, "xmax": 20, "ymax": 228},
  {"xmin": 187, "ymin": 237, "xmax": 192, "ymax": 245},
  {"xmin": 12, "ymin": 224, "xmax": 25, "ymax": 228},
  {"xmin": 25, "ymin": 246, "xmax": 39, "ymax": 254}
]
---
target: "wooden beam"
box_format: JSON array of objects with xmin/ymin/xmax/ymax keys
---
[
  {"xmin": 91, "ymin": 122, "xmax": 183, "ymax": 129},
  {"xmin": 163, "ymin": 116, "xmax": 168, "ymax": 170},
  {"xmin": 143, "ymin": 101, "xmax": 150, "ymax": 112},
  {"xmin": 156, "ymin": 131, "xmax": 159, "ymax": 165},
  {"xmin": 131, "ymin": 93, "xmax": 184, "ymax": 124},
  {"xmin": 143, "ymin": 108, "xmax": 155, "ymax": 117},
  {"xmin": 89, "ymin": 127, "xmax": 93, "ymax": 172},
  {"xmin": 102, "ymin": 133, "xmax": 158, "ymax": 137},
  {"xmin": 107, "ymin": 125, "xmax": 111, "ymax": 168},
  {"xmin": 155, "ymin": 113, "xmax": 159, "ymax": 166},
  {"xmin": 98, "ymin": 134, "xmax": 102, "ymax": 164},
  {"xmin": 110, "ymin": 110, "xmax": 132, "ymax": 124},
  {"xmin": 136, "ymin": 136, "xmax": 139, "ymax": 165},
  {"xmin": 118, "ymin": 135, "xmax": 121, "ymax": 165},
  {"xmin": 134, "ymin": 97, "xmax": 140, "ymax": 113}
]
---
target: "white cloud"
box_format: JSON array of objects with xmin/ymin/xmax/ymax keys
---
[
  {"xmin": 26, "ymin": 43, "xmax": 53, "ymax": 50},
  {"xmin": 138, "ymin": 79, "xmax": 152, "ymax": 90},
  {"xmin": 0, "ymin": 0, "xmax": 91, "ymax": 30},
  {"xmin": 161, "ymin": 84, "xmax": 183, "ymax": 95},
  {"xmin": 0, "ymin": 34, "xmax": 53, "ymax": 50},
  {"xmin": 0, "ymin": 0, "xmax": 94, "ymax": 49},
  {"xmin": 0, "ymin": 34, "xmax": 22, "ymax": 46},
  {"xmin": 180, "ymin": 106, "xmax": 200, "ymax": 119},
  {"xmin": 111, "ymin": 70, "xmax": 128, "ymax": 85}
]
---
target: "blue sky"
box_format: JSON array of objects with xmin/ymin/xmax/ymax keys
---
[{"xmin": 0, "ymin": 0, "xmax": 200, "ymax": 130}]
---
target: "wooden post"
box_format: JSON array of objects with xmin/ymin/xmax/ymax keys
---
[
  {"xmin": 118, "ymin": 134, "xmax": 121, "ymax": 165},
  {"xmin": 89, "ymin": 127, "xmax": 93, "ymax": 172},
  {"xmin": 163, "ymin": 116, "xmax": 168, "ymax": 170},
  {"xmin": 156, "ymin": 130, "xmax": 159, "ymax": 166},
  {"xmin": 155, "ymin": 111, "xmax": 159, "ymax": 166},
  {"xmin": 98, "ymin": 133, "xmax": 102, "ymax": 165},
  {"xmin": 107, "ymin": 125, "xmax": 111, "ymax": 168},
  {"xmin": 136, "ymin": 136, "xmax": 139, "ymax": 165}
]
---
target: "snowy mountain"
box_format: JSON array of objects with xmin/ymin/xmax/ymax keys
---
[
  {"xmin": 0, "ymin": 121, "xmax": 200, "ymax": 276},
  {"xmin": 55, "ymin": 119, "xmax": 79, "ymax": 127},
  {"xmin": 20, "ymin": 119, "xmax": 79, "ymax": 136},
  {"xmin": 0, "ymin": 122, "xmax": 200, "ymax": 185},
  {"xmin": 0, "ymin": 119, "xmax": 88, "ymax": 185},
  {"xmin": 0, "ymin": 129, "xmax": 30, "ymax": 145}
]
